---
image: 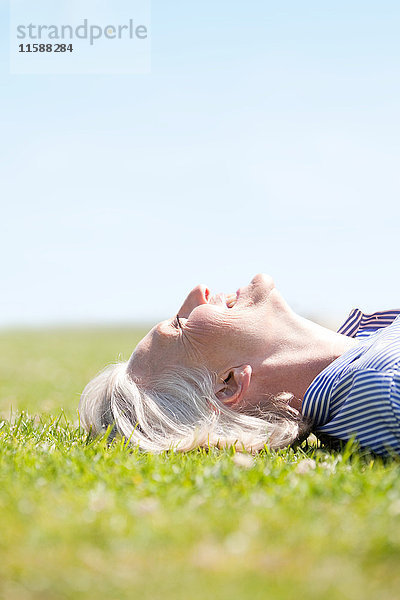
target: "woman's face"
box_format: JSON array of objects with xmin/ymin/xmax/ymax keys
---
[{"xmin": 128, "ymin": 273, "xmax": 281, "ymax": 383}]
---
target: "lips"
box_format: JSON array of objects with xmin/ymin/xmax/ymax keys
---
[
  {"xmin": 226, "ymin": 293, "xmax": 237, "ymax": 308},
  {"xmin": 208, "ymin": 292, "xmax": 237, "ymax": 308}
]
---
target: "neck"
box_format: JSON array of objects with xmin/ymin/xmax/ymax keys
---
[{"xmin": 252, "ymin": 310, "xmax": 357, "ymax": 405}]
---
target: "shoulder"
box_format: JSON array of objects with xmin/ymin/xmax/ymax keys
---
[
  {"xmin": 307, "ymin": 326, "xmax": 400, "ymax": 455},
  {"xmin": 317, "ymin": 366, "xmax": 400, "ymax": 455}
]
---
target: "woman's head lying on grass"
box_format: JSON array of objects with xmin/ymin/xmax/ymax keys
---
[{"xmin": 79, "ymin": 273, "xmax": 400, "ymax": 455}]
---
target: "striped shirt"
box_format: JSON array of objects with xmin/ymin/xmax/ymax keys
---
[{"xmin": 302, "ymin": 309, "xmax": 400, "ymax": 456}]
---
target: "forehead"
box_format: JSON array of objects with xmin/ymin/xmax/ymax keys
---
[{"xmin": 127, "ymin": 320, "xmax": 180, "ymax": 380}]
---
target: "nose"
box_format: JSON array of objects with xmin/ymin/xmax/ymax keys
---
[{"xmin": 178, "ymin": 285, "xmax": 210, "ymax": 318}]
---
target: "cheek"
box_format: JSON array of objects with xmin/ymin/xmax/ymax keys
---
[
  {"xmin": 184, "ymin": 309, "xmax": 234, "ymax": 366},
  {"xmin": 185, "ymin": 305, "xmax": 226, "ymax": 337}
]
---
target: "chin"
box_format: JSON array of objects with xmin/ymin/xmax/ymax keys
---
[
  {"xmin": 251, "ymin": 273, "xmax": 275, "ymax": 288},
  {"xmin": 248, "ymin": 273, "xmax": 275, "ymax": 299},
  {"xmin": 234, "ymin": 273, "xmax": 276, "ymax": 307}
]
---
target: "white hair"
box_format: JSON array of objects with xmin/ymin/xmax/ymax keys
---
[{"xmin": 79, "ymin": 362, "xmax": 310, "ymax": 453}]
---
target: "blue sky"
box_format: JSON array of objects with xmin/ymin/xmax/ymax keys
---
[{"xmin": 1, "ymin": 1, "xmax": 400, "ymax": 327}]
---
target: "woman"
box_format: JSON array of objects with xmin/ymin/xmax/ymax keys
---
[{"xmin": 79, "ymin": 274, "xmax": 400, "ymax": 455}]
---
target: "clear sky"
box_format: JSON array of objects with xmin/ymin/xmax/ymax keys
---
[{"xmin": 1, "ymin": 1, "xmax": 400, "ymax": 328}]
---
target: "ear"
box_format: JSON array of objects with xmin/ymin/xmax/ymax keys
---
[{"xmin": 214, "ymin": 365, "xmax": 252, "ymax": 407}]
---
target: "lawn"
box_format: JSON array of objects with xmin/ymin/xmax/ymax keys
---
[{"xmin": 1, "ymin": 327, "xmax": 400, "ymax": 600}]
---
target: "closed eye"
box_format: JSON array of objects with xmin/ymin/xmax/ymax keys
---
[{"xmin": 173, "ymin": 315, "xmax": 182, "ymax": 329}]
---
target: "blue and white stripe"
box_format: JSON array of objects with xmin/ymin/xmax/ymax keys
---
[
  {"xmin": 337, "ymin": 308, "xmax": 400, "ymax": 338},
  {"xmin": 302, "ymin": 309, "xmax": 400, "ymax": 455}
]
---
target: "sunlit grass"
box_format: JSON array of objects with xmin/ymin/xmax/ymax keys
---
[
  {"xmin": 0, "ymin": 326, "xmax": 147, "ymax": 419},
  {"xmin": 0, "ymin": 328, "xmax": 400, "ymax": 600}
]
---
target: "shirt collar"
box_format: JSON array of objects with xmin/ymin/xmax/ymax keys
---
[
  {"xmin": 337, "ymin": 308, "xmax": 400, "ymax": 338},
  {"xmin": 301, "ymin": 342, "xmax": 366, "ymax": 427},
  {"xmin": 302, "ymin": 308, "xmax": 400, "ymax": 427}
]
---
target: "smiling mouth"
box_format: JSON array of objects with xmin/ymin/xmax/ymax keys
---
[{"xmin": 208, "ymin": 292, "xmax": 238, "ymax": 308}]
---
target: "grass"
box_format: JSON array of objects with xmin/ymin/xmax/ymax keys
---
[{"xmin": 1, "ymin": 328, "xmax": 400, "ymax": 600}]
